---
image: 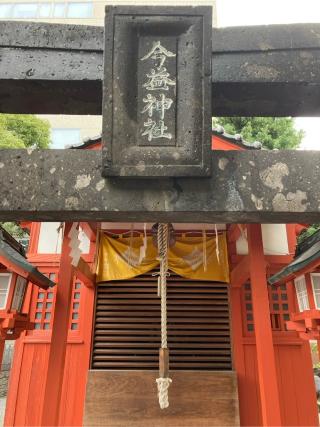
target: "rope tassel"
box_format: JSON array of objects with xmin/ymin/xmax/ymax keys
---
[
  {"xmin": 156, "ymin": 223, "xmax": 172, "ymax": 409},
  {"xmin": 156, "ymin": 377, "xmax": 172, "ymax": 409}
]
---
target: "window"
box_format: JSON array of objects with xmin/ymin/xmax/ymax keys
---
[
  {"xmin": 0, "ymin": 4, "xmax": 12, "ymax": 18},
  {"xmin": 311, "ymin": 273, "xmax": 320, "ymax": 309},
  {"xmin": 0, "ymin": 273, "xmax": 11, "ymax": 309},
  {"xmin": 33, "ymin": 284, "xmax": 56, "ymax": 330},
  {"xmin": 53, "ymin": 3, "xmax": 66, "ymax": 18},
  {"xmin": 294, "ymin": 276, "xmax": 310, "ymax": 312},
  {"xmin": 243, "ymin": 282, "xmax": 291, "ymax": 332},
  {"xmin": 69, "ymin": 280, "xmax": 82, "ymax": 331},
  {"xmin": 67, "ymin": 2, "xmax": 93, "ymax": 18},
  {"xmin": 12, "ymin": 3, "xmax": 37, "ymax": 18},
  {"xmin": 51, "ymin": 128, "xmax": 80, "ymax": 149},
  {"xmin": 0, "ymin": 2, "xmax": 93, "ymax": 20},
  {"xmin": 32, "ymin": 275, "xmax": 82, "ymax": 332},
  {"xmin": 39, "ymin": 3, "xmax": 52, "ymax": 18}
]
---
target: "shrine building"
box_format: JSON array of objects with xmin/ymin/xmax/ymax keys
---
[{"xmin": 0, "ymin": 131, "xmax": 317, "ymax": 427}]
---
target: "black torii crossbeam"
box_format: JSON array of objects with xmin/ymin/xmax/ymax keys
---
[
  {"xmin": 0, "ymin": 11, "xmax": 320, "ymax": 223},
  {"xmin": 0, "ymin": 20, "xmax": 320, "ymax": 116},
  {"xmin": 0, "ymin": 149, "xmax": 319, "ymax": 223}
]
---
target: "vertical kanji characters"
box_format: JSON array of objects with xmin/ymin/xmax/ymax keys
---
[{"xmin": 140, "ymin": 41, "xmax": 176, "ymax": 142}]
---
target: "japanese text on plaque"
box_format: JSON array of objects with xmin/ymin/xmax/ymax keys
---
[{"xmin": 140, "ymin": 41, "xmax": 176, "ymax": 142}]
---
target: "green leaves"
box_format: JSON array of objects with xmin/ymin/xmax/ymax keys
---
[
  {"xmin": 0, "ymin": 114, "xmax": 50, "ymax": 149},
  {"xmin": 0, "ymin": 222, "xmax": 29, "ymax": 239},
  {"xmin": 214, "ymin": 117, "xmax": 304, "ymax": 150},
  {"xmin": 297, "ymin": 224, "xmax": 320, "ymax": 245}
]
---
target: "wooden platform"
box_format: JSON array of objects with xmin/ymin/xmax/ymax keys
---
[{"xmin": 84, "ymin": 370, "xmax": 239, "ymax": 427}]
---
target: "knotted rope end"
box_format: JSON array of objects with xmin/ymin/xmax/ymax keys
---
[{"xmin": 156, "ymin": 377, "xmax": 172, "ymax": 409}]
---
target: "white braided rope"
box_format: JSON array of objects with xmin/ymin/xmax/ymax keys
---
[
  {"xmin": 157, "ymin": 223, "xmax": 169, "ymax": 348},
  {"xmin": 156, "ymin": 377, "xmax": 172, "ymax": 409},
  {"xmin": 156, "ymin": 223, "xmax": 172, "ymax": 409}
]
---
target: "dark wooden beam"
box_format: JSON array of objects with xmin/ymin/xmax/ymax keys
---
[
  {"xmin": 227, "ymin": 224, "xmax": 244, "ymax": 243},
  {"xmin": 230, "ymin": 256, "xmax": 250, "ymax": 288},
  {"xmin": 76, "ymin": 256, "xmax": 95, "ymax": 287},
  {"xmin": 0, "ymin": 149, "xmax": 320, "ymax": 223},
  {"xmin": 1, "ymin": 21, "xmax": 320, "ymax": 115}
]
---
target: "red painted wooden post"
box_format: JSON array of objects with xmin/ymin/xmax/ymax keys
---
[
  {"xmin": 247, "ymin": 224, "xmax": 282, "ymax": 426},
  {"xmin": 305, "ymin": 273, "xmax": 316, "ymax": 309},
  {"xmin": 40, "ymin": 222, "xmax": 74, "ymax": 426},
  {"xmin": 229, "ymin": 285, "xmax": 246, "ymax": 423}
]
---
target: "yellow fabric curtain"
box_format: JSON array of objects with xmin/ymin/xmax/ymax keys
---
[{"xmin": 96, "ymin": 232, "xmax": 229, "ymax": 283}]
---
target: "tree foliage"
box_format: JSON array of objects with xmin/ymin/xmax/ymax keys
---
[
  {"xmin": 297, "ymin": 224, "xmax": 320, "ymax": 245},
  {"xmin": 214, "ymin": 117, "xmax": 304, "ymax": 150},
  {"xmin": 0, "ymin": 114, "xmax": 50, "ymax": 240},
  {"xmin": 0, "ymin": 114, "xmax": 50, "ymax": 149},
  {"xmin": 1, "ymin": 222, "xmax": 29, "ymax": 239}
]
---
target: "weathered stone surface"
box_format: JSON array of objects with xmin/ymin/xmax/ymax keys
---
[
  {"xmin": 212, "ymin": 23, "xmax": 320, "ymax": 116},
  {"xmin": 1, "ymin": 21, "xmax": 320, "ymax": 115},
  {"xmin": 0, "ymin": 21, "xmax": 104, "ymax": 50},
  {"xmin": 0, "ymin": 21, "xmax": 103, "ymax": 115},
  {"xmin": 0, "ymin": 149, "xmax": 319, "ymax": 223},
  {"xmin": 103, "ymin": 6, "xmax": 212, "ymax": 177}
]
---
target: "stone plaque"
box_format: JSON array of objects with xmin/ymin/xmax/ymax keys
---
[{"xmin": 102, "ymin": 6, "xmax": 212, "ymax": 178}]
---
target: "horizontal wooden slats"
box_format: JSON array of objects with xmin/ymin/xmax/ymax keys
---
[
  {"xmin": 91, "ymin": 362, "xmax": 232, "ymax": 369},
  {"xmin": 92, "ymin": 273, "xmax": 232, "ymax": 370},
  {"xmin": 96, "ymin": 311, "xmax": 229, "ymax": 317},
  {"xmin": 96, "ymin": 305, "xmax": 228, "ymax": 311},
  {"xmin": 95, "ymin": 329, "xmax": 229, "ymax": 339},
  {"xmin": 94, "ymin": 336, "xmax": 230, "ymax": 343},
  {"xmin": 95, "ymin": 317, "xmax": 230, "ymax": 323},
  {"xmin": 94, "ymin": 342, "xmax": 231, "ymax": 348},
  {"xmin": 93, "ymin": 349, "xmax": 231, "ymax": 355}
]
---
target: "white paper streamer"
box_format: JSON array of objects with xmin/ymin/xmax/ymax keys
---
[
  {"xmin": 128, "ymin": 224, "xmax": 134, "ymax": 266},
  {"xmin": 139, "ymin": 222, "xmax": 148, "ymax": 264},
  {"xmin": 215, "ymin": 224, "xmax": 220, "ymax": 264},
  {"xmin": 68, "ymin": 222, "xmax": 82, "ymax": 267},
  {"xmin": 202, "ymin": 228, "xmax": 207, "ymax": 272}
]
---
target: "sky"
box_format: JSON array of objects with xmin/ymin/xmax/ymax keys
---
[{"xmin": 216, "ymin": 0, "xmax": 320, "ymax": 150}]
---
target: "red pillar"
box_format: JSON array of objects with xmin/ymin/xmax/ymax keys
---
[
  {"xmin": 305, "ymin": 273, "xmax": 316, "ymax": 309},
  {"xmin": 229, "ymin": 285, "xmax": 246, "ymax": 423},
  {"xmin": 247, "ymin": 224, "xmax": 282, "ymax": 426},
  {"xmin": 40, "ymin": 223, "xmax": 74, "ymax": 426}
]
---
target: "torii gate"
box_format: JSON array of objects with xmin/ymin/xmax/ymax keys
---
[{"xmin": 1, "ymin": 6, "xmax": 320, "ymax": 426}]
